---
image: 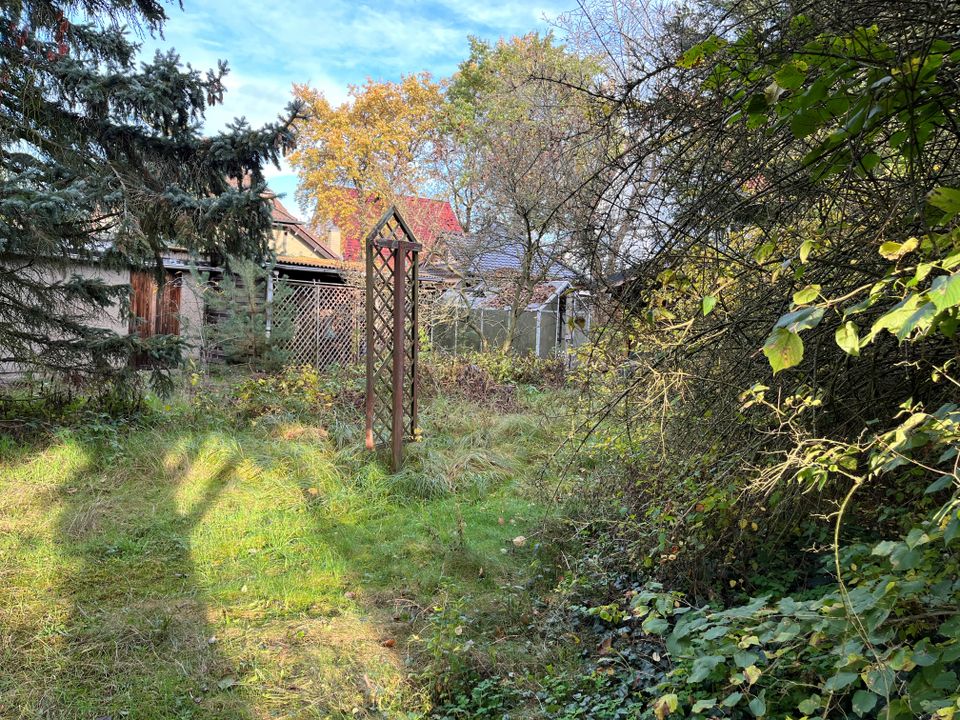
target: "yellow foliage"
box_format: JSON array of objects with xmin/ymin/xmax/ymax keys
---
[{"xmin": 290, "ymin": 73, "xmax": 444, "ymax": 247}]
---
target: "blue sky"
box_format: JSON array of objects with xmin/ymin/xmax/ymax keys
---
[{"xmin": 142, "ymin": 0, "xmax": 573, "ymax": 216}]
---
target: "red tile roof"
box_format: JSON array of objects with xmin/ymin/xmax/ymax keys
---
[{"xmin": 333, "ymin": 190, "xmax": 464, "ymax": 261}]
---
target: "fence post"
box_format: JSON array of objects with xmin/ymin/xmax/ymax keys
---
[
  {"xmin": 535, "ymin": 308, "xmax": 543, "ymax": 357},
  {"xmin": 265, "ymin": 271, "xmax": 274, "ymax": 340}
]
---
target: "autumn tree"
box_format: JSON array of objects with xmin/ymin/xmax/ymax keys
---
[
  {"xmin": 290, "ymin": 74, "xmax": 445, "ymax": 255},
  {"xmin": 443, "ymin": 34, "xmax": 605, "ymax": 351}
]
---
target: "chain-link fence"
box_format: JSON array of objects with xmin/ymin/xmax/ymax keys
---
[{"xmin": 428, "ymin": 288, "xmax": 591, "ymax": 359}]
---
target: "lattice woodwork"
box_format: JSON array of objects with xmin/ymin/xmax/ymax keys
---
[
  {"xmin": 273, "ymin": 280, "xmax": 363, "ymax": 368},
  {"xmin": 364, "ymin": 207, "xmax": 421, "ymax": 470}
]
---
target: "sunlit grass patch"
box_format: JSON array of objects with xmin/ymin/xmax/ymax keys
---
[{"xmin": 0, "ymin": 380, "xmax": 567, "ymax": 719}]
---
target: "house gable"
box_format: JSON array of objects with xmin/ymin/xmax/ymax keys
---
[
  {"xmin": 269, "ymin": 197, "xmax": 338, "ymax": 260},
  {"xmin": 333, "ymin": 192, "xmax": 463, "ymax": 261}
]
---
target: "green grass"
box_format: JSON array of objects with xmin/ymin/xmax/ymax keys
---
[{"xmin": 0, "ymin": 385, "xmax": 565, "ymax": 719}]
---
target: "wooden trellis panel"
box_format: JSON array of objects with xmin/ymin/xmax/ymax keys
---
[
  {"xmin": 364, "ymin": 207, "xmax": 421, "ymax": 471},
  {"xmin": 273, "ymin": 280, "xmax": 363, "ymax": 368}
]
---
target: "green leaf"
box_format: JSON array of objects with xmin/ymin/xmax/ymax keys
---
[
  {"xmin": 905, "ymin": 527, "xmax": 931, "ymax": 549},
  {"xmin": 923, "ymin": 475, "xmax": 953, "ymax": 495},
  {"xmin": 748, "ymin": 694, "xmax": 766, "ymax": 717},
  {"xmin": 703, "ymin": 625, "xmax": 730, "ymax": 640},
  {"xmin": 678, "ymin": 35, "xmax": 726, "ymax": 69},
  {"xmin": 643, "ymin": 616, "xmax": 670, "ymax": 635},
  {"xmin": 793, "ymin": 284, "xmax": 821, "ymax": 305},
  {"xmin": 823, "ymin": 671, "xmax": 859, "ymax": 691},
  {"xmin": 778, "ymin": 597, "xmax": 799, "ymax": 614},
  {"xmin": 862, "ymin": 666, "xmax": 895, "ymax": 695},
  {"xmin": 835, "ymin": 321, "xmax": 860, "ymax": 356},
  {"xmin": 939, "ymin": 614, "xmax": 960, "ymax": 638},
  {"xmin": 799, "ymin": 239, "xmax": 814, "ymax": 263},
  {"xmin": 896, "ymin": 301, "xmax": 937, "ymax": 340},
  {"xmin": 754, "ymin": 240, "xmax": 776, "ymax": 263},
  {"xmin": 702, "ymin": 295, "xmax": 718, "ymax": 316},
  {"xmin": 688, "ymin": 655, "xmax": 726, "ymax": 683},
  {"xmin": 744, "ymin": 665, "xmax": 762, "ymax": 685},
  {"xmin": 763, "ymin": 327, "xmax": 803, "ymax": 374},
  {"xmin": 722, "ymin": 691, "xmax": 744, "ymax": 708},
  {"xmin": 774, "ymin": 62, "xmax": 807, "ymax": 90},
  {"xmin": 734, "ymin": 650, "xmax": 759, "ymax": 668},
  {"xmin": 852, "ymin": 690, "xmax": 878, "ymax": 716},
  {"xmin": 798, "ymin": 695, "xmax": 821, "ymax": 714},
  {"xmin": 929, "ymin": 186, "xmax": 960, "ymax": 220},
  {"xmin": 871, "ymin": 540, "xmax": 899, "ymax": 556},
  {"xmin": 791, "ymin": 111, "xmax": 820, "ymax": 139},
  {"xmin": 691, "ymin": 699, "xmax": 717, "ymax": 713},
  {"xmin": 945, "ymin": 513, "xmax": 959, "ymax": 545},
  {"xmin": 870, "ymin": 295, "xmax": 921, "ymax": 340},
  {"xmin": 928, "ymin": 273, "xmax": 960, "ymax": 312},
  {"xmin": 859, "ymin": 152, "xmax": 881, "ymax": 172},
  {"xmin": 775, "ymin": 306, "xmax": 825, "ymax": 331},
  {"xmin": 879, "ymin": 237, "xmax": 919, "ymax": 260}
]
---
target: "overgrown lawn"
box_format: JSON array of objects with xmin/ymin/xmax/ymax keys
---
[{"xmin": 0, "ymin": 379, "xmax": 566, "ymax": 719}]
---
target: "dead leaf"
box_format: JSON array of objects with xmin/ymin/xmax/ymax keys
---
[
  {"xmin": 512, "ymin": 535, "xmax": 526, "ymax": 547},
  {"xmin": 380, "ymin": 638, "xmax": 396, "ymax": 648}
]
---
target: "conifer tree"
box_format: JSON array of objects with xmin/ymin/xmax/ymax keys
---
[
  {"xmin": 192, "ymin": 257, "xmax": 293, "ymax": 371},
  {"xmin": 0, "ymin": 1, "xmax": 301, "ymax": 389}
]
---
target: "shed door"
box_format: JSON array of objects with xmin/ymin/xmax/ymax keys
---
[{"xmin": 131, "ymin": 271, "xmax": 181, "ymax": 338}]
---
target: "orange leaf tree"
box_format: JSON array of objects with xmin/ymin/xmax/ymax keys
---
[{"xmin": 290, "ymin": 73, "xmax": 444, "ymax": 251}]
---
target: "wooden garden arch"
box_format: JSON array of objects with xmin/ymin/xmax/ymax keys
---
[{"xmin": 364, "ymin": 206, "xmax": 421, "ymax": 471}]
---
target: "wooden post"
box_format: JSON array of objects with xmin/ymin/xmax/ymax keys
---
[
  {"xmin": 410, "ymin": 248, "xmax": 419, "ymax": 439},
  {"xmin": 391, "ymin": 247, "xmax": 406, "ymax": 472},
  {"xmin": 365, "ymin": 246, "xmax": 375, "ymax": 450}
]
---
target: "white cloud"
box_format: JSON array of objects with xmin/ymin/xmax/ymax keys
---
[{"xmin": 137, "ymin": 0, "xmax": 572, "ymax": 212}]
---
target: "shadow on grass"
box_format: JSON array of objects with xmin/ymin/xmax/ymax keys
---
[
  {"xmin": 2, "ymin": 428, "xmax": 253, "ymax": 719},
  {"xmin": 0, "ymin": 395, "xmax": 561, "ymax": 719}
]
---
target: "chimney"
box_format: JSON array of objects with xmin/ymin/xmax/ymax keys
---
[{"xmin": 327, "ymin": 227, "xmax": 343, "ymax": 259}]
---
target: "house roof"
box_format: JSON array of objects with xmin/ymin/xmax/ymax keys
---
[
  {"xmin": 225, "ymin": 175, "xmax": 338, "ymax": 260},
  {"xmin": 435, "ymin": 233, "xmax": 576, "ymax": 280},
  {"xmin": 333, "ymin": 190, "xmax": 464, "ymax": 261},
  {"xmin": 271, "ymin": 197, "xmax": 338, "ymax": 260},
  {"xmin": 275, "ymin": 254, "xmax": 363, "ymax": 272},
  {"xmin": 439, "ymin": 279, "xmax": 572, "ymax": 312}
]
